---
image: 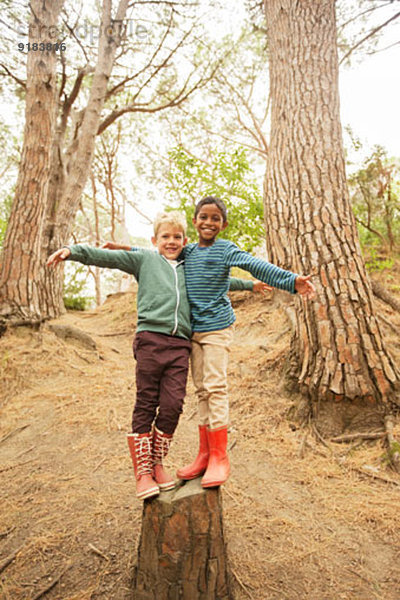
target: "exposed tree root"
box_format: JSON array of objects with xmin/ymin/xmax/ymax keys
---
[
  {"xmin": 0, "ymin": 317, "xmax": 46, "ymax": 338},
  {"xmin": 31, "ymin": 565, "xmax": 71, "ymax": 600},
  {"xmin": 0, "ymin": 545, "xmax": 23, "ymax": 574},
  {"xmin": 330, "ymin": 431, "xmax": 386, "ymax": 443},
  {"xmin": 47, "ymin": 323, "xmax": 97, "ymax": 351},
  {"xmin": 371, "ymin": 279, "xmax": 400, "ymax": 313}
]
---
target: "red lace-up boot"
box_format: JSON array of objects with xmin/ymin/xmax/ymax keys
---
[
  {"xmin": 152, "ymin": 427, "xmax": 175, "ymax": 491},
  {"xmin": 127, "ymin": 432, "xmax": 160, "ymax": 500}
]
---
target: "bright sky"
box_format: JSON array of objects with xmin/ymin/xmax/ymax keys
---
[{"xmin": 339, "ymin": 44, "xmax": 400, "ymax": 161}]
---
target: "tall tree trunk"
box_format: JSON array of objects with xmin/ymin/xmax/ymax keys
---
[
  {"xmin": 263, "ymin": 0, "xmax": 399, "ymax": 415},
  {"xmin": 0, "ymin": 0, "xmax": 65, "ymax": 321}
]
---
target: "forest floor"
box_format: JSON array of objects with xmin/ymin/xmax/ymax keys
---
[{"xmin": 1, "ymin": 270, "xmax": 400, "ymax": 600}]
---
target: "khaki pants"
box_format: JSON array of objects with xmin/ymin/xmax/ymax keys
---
[{"xmin": 190, "ymin": 326, "xmax": 234, "ymax": 429}]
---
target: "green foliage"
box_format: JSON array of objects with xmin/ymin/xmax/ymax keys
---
[
  {"xmin": 364, "ymin": 247, "xmax": 394, "ymax": 273},
  {"xmin": 0, "ymin": 118, "xmax": 20, "ymax": 250},
  {"xmin": 166, "ymin": 146, "xmax": 264, "ymax": 251},
  {"xmin": 63, "ymin": 264, "xmax": 94, "ymax": 311},
  {"xmin": 348, "ymin": 146, "xmax": 400, "ymax": 252},
  {"xmin": 63, "ymin": 296, "xmax": 91, "ymax": 311}
]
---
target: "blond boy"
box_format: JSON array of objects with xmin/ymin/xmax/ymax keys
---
[{"xmin": 47, "ymin": 212, "xmax": 192, "ymax": 500}]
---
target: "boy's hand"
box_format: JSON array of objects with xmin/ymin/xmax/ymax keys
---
[
  {"xmin": 47, "ymin": 247, "xmax": 71, "ymax": 267},
  {"xmin": 101, "ymin": 241, "xmax": 131, "ymax": 251},
  {"xmin": 253, "ymin": 281, "xmax": 273, "ymax": 294},
  {"xmin": 295, "ymin": 275, "xmax": 316, "ymax": 300}
]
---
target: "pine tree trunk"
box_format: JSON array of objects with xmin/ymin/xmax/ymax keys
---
[
  {"xmin": 263, "ymin": 0, "xmax": 400, "ymax": 412},
  {"xmin": 133, "ymin": 479, "xmax": 233, "ymax": 600},
  {"xmin": 0, "ymin": 0, "xmax": 65, "ymax": 321}
]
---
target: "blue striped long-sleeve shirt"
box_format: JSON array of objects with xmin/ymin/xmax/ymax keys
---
[{"xmin": 183, "ymin": 239, "xmax": 298, "ymax": 332}]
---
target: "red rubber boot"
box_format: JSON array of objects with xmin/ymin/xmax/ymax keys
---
[
  {"xmin": 127, "ymin": 433, "xmax": 160, "ymax": 500},
  {"xmin": 201, "ymin": 427, "xmax": 230, "ymax": 488},
  {"xmin": 152, "ymin": 427, "xmax": 175, "ymax": 491},
  {"xmin": 176, "ymin": 425, "xmax": 209, "ymax": 480}
]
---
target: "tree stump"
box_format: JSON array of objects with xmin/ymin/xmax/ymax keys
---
[{"xmin": 133, "ymin": 477, "xmax": 233, "ymax": 600}]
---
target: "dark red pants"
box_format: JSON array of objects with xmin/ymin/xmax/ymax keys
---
[{"xmin": 132, "ymin": 331, "xmax": 191, "ymax": 435}]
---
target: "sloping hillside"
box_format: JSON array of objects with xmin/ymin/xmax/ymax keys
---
[{"xmin": 1, "ymin": 282, "xmax": 400, "ymax": 600}]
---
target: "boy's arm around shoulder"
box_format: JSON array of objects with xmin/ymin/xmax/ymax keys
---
[{"xmin": 101, "ymin": 241, "xmax": 132, "ymax": 251}]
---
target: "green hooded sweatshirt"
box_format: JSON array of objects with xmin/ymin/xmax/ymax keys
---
[{"xmin": 67, "ymin": 245, "xmax": 192, "ymax": 339}]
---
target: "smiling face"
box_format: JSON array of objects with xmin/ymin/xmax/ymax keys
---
[
  {"xmin": 192, "ymin": 203, "xmax": 228, "ymax": 246},
  {"xmin": 152, "ymin": 224, "xmax": 187, "ymax": 260}
]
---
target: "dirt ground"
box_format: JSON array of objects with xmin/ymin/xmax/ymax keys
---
[{"xmin": 1, "ymin": 278, "xmax": 400, "ymax": 600}]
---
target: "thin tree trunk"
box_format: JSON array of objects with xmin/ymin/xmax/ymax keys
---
[
  {"xmin": 92, "ymin": 174, "xmax": 102, "ymax": 307},
  {"xmin": 0, "ymin": 0, "xmax": 65, "ymax": 322},
  {"xmin": 37, "ymin": 0, "xmax": 129, "ymax": 316},
  {"xmin": 54, "ymin": 0, "xmax": 129, "ymax": 241},
  {"xmin": 263, "ymin": 0, "xmax": 400, "ymax": 410}
]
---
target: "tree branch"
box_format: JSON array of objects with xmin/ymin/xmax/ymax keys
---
[
  {"xmin": 354, "ymin": 216, "xmax": 385, "ymax": 244},
  {"xmin": 61, "ymin": 66, "xmax": 94, "ymax": 131},
  {"xmin": 106, "ymin": 10, "xmax": 175, "ymax": 99},
  {"xmin": 0, "ymin": 63, "xmax": 26, "ymax": 88},
  {"xmin": 98, "ymin": 49, "xmax": 223, "ymax": 134},
  {"xmin": 339, "ymin": 11, "xmax": 400, "ymax": 65},
  {"xmin": 131, "ymin": 20, "xmax": 194, "ymax": 105},
  {"xmin": 337, "ymin": 1, "xmax": 394, "ymax": 31}
]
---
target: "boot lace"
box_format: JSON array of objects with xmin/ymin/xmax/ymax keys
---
[
  {"xmin": 134, "ymin": 435, "xmax": 153, "ymax": 477},
  {"xmin": 153, "ymin": 430, "xmax": 171, "ymax": 465}
]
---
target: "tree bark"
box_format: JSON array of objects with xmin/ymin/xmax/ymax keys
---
[
  {"xmin": 263, "ymin": 0, "xmax": 400, "ymax": 411},
  {"xmin": 133, "ymin": 478, "xmax": 233, "ymax": 600},
  {"xmin": 0, "ymin": 0, "xmax": 65, "ymax": 321}
]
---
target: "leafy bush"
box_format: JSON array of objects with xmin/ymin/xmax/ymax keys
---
[
  {"xmin": 63, "ymin": 263, "xmax": 94, "ymax": 311},
  {"xmin": 63, "ymin": 295, "xmax": 92, "ymax": 311},
  {"xmin": 348, "ymin": 146, "xmax": 400, "ymax": 252}
]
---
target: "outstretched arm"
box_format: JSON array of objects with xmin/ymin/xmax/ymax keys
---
[
  {"xmin": 47, "ymin": 244, "xmax": 143, "ymax": 277},
  {"xmin": 223, "ymin": 242, "xmax": 315, "ymax": 299}
]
